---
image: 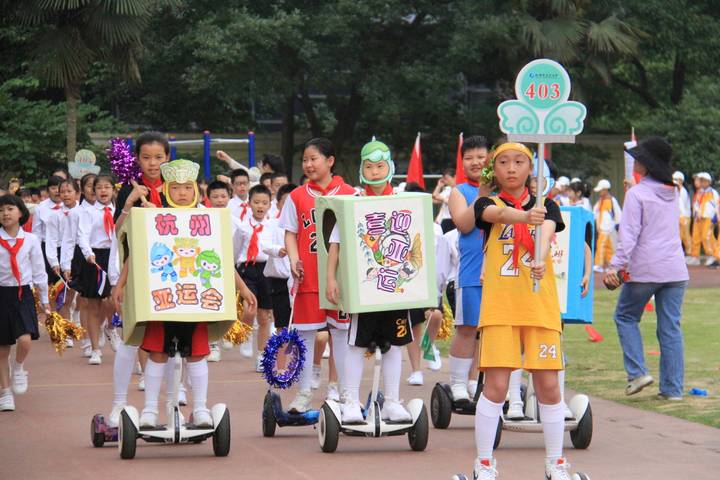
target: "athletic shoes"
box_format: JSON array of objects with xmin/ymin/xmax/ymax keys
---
[
  {"xmin": 255, "ymin": 354, "xmax": 264, "ymax": 373},
  {"xmin": 108, "ymin": 404, "xmax": 125, "ymax": 428},
  {"xmin": 545, "ymin": 458, "xmax": 576, "ymax": 480},
  {"xmin": 704, "ymin": 257, "xmax": 717, "ymax": 267},
  {"xmin": 108, "ymin": 329, "xmax": 121, "ymax": 352},
  {"xmin": 11, "ymin": 368, "xmax": 28, "ymax": 395},
  {"xmin": 88, "ymin": 349, "xmax": 102, "ymax": 365},
  {"xmin": 468, "ymin": 380, "xmax": 478, "ymax": 399},
  {"xmin": 407, "ymin": 371, "xmax": 424, "ymax": 386},
  {"xmin": 686, "ymin": 257, "xmax": 700, "ymax": 266},
  {"xmin": 134, "ymin": 361, "xmax": 142, "ymax": 375},
  {"xmin": 193, "ymin": 408, "xmax": 213, "ymax": 428},
  {"xmin": 288, "ymin": 389, "xmax": 313, "ymax": 413},
  {"xmin": 311, "ymin": 365, "xmax": 321, "ymax": 390},
  {"xmin": 625, "ymin": 374, "xmax": 653, "ymax": 395},
  {"xmin": 657, "ymin": 393, "xmax": 683, "ymax": 401},
  {"xmin": 64, "ymin": 338, "xmax": 74, "ymax": 348},
  {"xmin": 240, "ymin": 337, "xmax": 253, "ymax": 358},
  {"xmin": 81, "ymin": 340, "xmax": 92, "ymax": 358},
  {"xmin": 137, "ymin": 375, "xmax": 145, "ymax": 391},
  {"xmin": 341, "ymin": 400, "xmax": 364, "ymax": 423},
  {"xmin": 381, "ymin": 398, "xmax": 412, "ymax": 422},
  {"xmin": 427, "ymin": 346, "xmax": 442, "ymax": 371},
  {"xmin": 207, "ymin": 343, "xmax": 221, "ymax": 362},
  {"xmin": 326, "ymin": 382, "xmax": 340, "ymax": 402},
  {"xmin": 506, "ymin": 401, "xmax": 524, "ymax": 420},
  {"xmin": 473, "ymin": 458, "xmax": 498, "ymax": 480},
  {"xmin": 451, "ymin": 382, "xmax": 470, "ymax": 402},
  {"xmin": 221, "ymin": 339, "xmax": 234, "ymax": 350},
  {"xmin": 0, "ymin": 389, "xmax": 15, "ymax": 412},
  {"xmin": 139, "ymin": 408, "xmax": 158, "ymax": 428}
]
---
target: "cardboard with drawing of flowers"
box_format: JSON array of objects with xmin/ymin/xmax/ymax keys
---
[{"xmin": 117, "ymin": 208, "xmax": 236, "ymax": 345}]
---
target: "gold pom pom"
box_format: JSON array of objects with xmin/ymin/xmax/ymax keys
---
[
  {"xmin": 435, "ymin": 297, "xmax": 455, "ymax": 341},
  {"xmin": 223, "ymin": 293, "xmax": 251, "ymax": 345},
  {"xmin": 45, "ymin": 312, "xmax": 86, "ymax": 355}
]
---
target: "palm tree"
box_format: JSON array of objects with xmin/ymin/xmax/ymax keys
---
[{"xmin": 13, "ymin": 1, "xmax": 174, "ymax": 161}]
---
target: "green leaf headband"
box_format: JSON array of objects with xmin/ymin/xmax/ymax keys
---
[{"xmin": 359, "ymin": 140, "xmax": 395, "ymax": 185}]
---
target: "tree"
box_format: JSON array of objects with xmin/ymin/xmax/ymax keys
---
[{"xmin": 11, "ymin": 0, "xmax": 175, "ymax": 161}]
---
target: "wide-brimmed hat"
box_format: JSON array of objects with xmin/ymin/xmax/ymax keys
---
[{"xmin": 627, "ymin": 136, "xmax": 674, "ymax": 185}]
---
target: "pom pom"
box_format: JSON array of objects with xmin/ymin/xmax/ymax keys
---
[
  {"xmin": 107, "ymin": 137, "xmax": 140, "ymax": 185},
  {"xmin": 436, "ymin": 297, "xmax": 455, "ymax": 341},
  {"xmin": 49, "ymin": 280, "xmax": 66, "ymax": 310},
  {"xmin": 45, "ymin": 312, "xmax": 86, "ymax": 355},
  {"xmin": 261, "ymin": 328, "xmax": 306, "ymax": 389},
  {"xmin": 111, "ymin": 312, "xmax": 123, "ymax": 328},
  {"xmin": 222, "ymin": 293, "xmax": 252, "ymax": 345}
]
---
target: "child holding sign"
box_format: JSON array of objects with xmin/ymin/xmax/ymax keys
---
[
  {"xmin": 465, "ymin": 142, "xmax": 586, "ymax": 480},
  {"xmin": 112, "ymin": 160, "xmax": 256, "ymax": 428}
]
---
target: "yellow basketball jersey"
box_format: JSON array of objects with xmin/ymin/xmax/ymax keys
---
[{"xmin": 478, "ymin": 197, "xmax": 562, "ymax": 332}]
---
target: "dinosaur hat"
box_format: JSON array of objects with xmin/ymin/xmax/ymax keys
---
[{"xmin": 359, "ymin": 140, "xmax": 395, "ymax": 185}]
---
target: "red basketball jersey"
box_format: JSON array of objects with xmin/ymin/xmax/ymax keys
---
[{"xmin": 290, "ymin": 176, "xmax": 356, "ymax": 293}]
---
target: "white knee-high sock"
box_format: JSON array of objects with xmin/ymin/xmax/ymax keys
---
[
  {"xmin": 540, "ymin": 401, "xmax": 565, "ymax": 460},
  {"xmin": 475, "ymin": 393, "xmax": 504, "ymax": 459},
  {"xmin": 344, "ymin": 345, "xmax": 366, "ymax": 403},
  {"xmin": 164, "ymin": 356, "xmax": 179, "ymax": 401},
  {"xmin": 298, "ymin": 330, "xmax": 316, "ymax": 392},
  {"xmin": 143, "ymin": 359, "xmax": 165, "ymax": 412},
  {"xmin": 186, "ymin": 359, "xmax": 209, "ymax": 411},
  {"xmin": 112, "ymin": 342, "xmax": 138, "ymax": 406},
  {"xmin": 382, "ymin": 346, "xmax": 402, "ymax": 400},
  {"xmin": 508, "ymin": 369, "xmax": 523, "ymax": 404},
  {"xmin": 449, "ymin": 355, "xmax": 473, "ymax": 386},
  {"xmin": 329, "ymin": 329, "xmax": 349, "ymax": 390},
  {"xmin": 558, "ymin": 369, "xmax": 566, "ymax": 403}
]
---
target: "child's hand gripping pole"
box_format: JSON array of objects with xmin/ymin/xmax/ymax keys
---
[
  {"xmin": 533, "ymin": 143, "xmax": 546, "ymax": 293},
  {"xmin": 129, "ymin": 179, "xmax": 151, "ymax": 207}
]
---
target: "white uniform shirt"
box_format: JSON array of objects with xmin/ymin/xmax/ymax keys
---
[
  {"xmin": 263, "ymin": 219, "xmax": 291, "ymax": 279},
  {"xmin": 31, "ymin": 198, "xmax": 62, "ymax": 241},
  {"xmin": 436, "ymin": 228, "xmax": 459, "ymax": 295},
  {"xmin": 267, "ymin": 198, "xmax": 279, "ymax": 219},
  {"xmin": 228, "ymin": 196, "xmax": 250, "ymax": 223},
  {"xmin": 78, "ymin": 202, "xmax": 115, "ymax": 258},
  {"xmin": 434, "ymin": 186, "xmax": 452, "ymax": 223},
  {"xmin": 593, "ymin": 196, "xmax": 622, "ymax": 234},
  {"xmin": 60, "ymin": 200, "xmax": 93, "ymax": 272},
  {"xmin": 236, "ymin": 217, "xmax": 275, "ymax": 264},
  {"xmin": 678, "ymin": 186, "xmax": 691, "ymax": 218},
  {"xmin": 108, "ymin": 233, "xmax": 120, "ymax": 286},
  {"xmin": 44, "ymin": 204, "xmax": 75, "ymax": 268},
  {"xmin": 693, "ymin": 188, "xmax": 719, "ymax": 219},
  {"xmin": 0, "ymin": 227, "xmax": 49, "ymax": 303}
]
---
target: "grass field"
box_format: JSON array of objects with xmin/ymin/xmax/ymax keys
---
[{"xmin": 437, "ymin": 288, "xmax": 719, "ymax": 429}]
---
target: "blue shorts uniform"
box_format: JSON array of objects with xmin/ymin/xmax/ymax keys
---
[{"xmin": 454, "ymin": 286, "xmax": 482, "ymax": 327}]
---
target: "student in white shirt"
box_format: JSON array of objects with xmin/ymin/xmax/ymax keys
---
[
  {"xmin": 0, "ymin": 194, "xmax": 50, "ymax": 411},
  {"xmin": 76, "ymin": 174, "xmax": 116, "ymax": 365},
  {"xmin": 32, "ymin": 175, "xmax": 65, "ymax": 283},
  {"xmin": 235, "ymin": 185, "xmax": 276, "ymax": 371},
  {"xmin": 267, "ymin": 172, "xmax": 289, "ymax": 219},
  {"xmin": 228, "ymin": 168, "xmax": 251, "ymax": 222},
  {"xmin": 432, "ymin": 168, "xmax": 456, "ymax": 232},
  {"xmin": 672, "ymin": 172, "xmax": 692, "ymax": 255}
]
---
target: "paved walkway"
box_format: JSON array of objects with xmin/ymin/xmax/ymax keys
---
[{"xmin": 1, "ymin": 332, "xmax": 718, "ymax": 479}]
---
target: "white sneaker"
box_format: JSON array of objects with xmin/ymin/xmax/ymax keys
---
[
  {"xmin": 381, "ymin": 398, "xmax": 412, "ymax": 422},
  {"xmin": 311, "ymin": 365, "xmax": 321, "ymax": 390},
  {"xmin": 625, "ymin": 374, "xmax": 653, "ymax": 395},
  {"xmin": 107, "ymin": 328, "xmax": 121, "ymax": 352},
  {"xmin": 240, "ymin": 337, "xmax": 253, "ymax": 358},
  {"xmin": 255, "ymin": 354, "xmax": 265, "ymax": 373},
  {"xmin": 139, "ymin": 408, "xmax": 158, "ymax": 428},
  {"xmin": 427, "ymin": 346, "xmax": 442, "ymax": 371},
  {"xmin": 0, "ymin": 389, "xmax": 15, "ymax": 412},
  {"xmin": 563, "ymin": 403, "xmax": 574, "ymax": 420},
  {"xmin": 134, "ymin": 361, "xmax": 142, "ymax": 375},
  {"xmin": 592, "ymin": 265, "xmax": 604, "ymax": 273},
  {"xmin": 322, "ymin": 343, "xmax": 330, "ymax": 359},
  {"xmin": 686, "ymin": 257, "xmax": 700, "ymax": 266},
  {"xmin": 288, "ymin": 389, "xmax": 313, "ymax": 413},
  {"xmin": 407, "ymin": 371, "xmax": 424, "ymax": 386},
  {"xmin": 108, "ymin": 404, "xmax": 125, "ymax": 428},
  {"xmin": 326, "ymin": 382, "xmax": 340, "ymax": 402},
  {"xmin": 88, "ymin": 349, "xmax": 102, "ymax": 365},
  {"xmin": 472, "ymin": 457, "xmax": 498, "ymax": 480},
  {"xmin": 468, "ymin": 380, "xmax": 478, "ymax": 399},
  {"xmin": 704, "ymin": 257, "xmax": 717, "ymax": 267},
  {"xmin": 341, "ymin": 400, "xmax": 364, "ymax": 423},
  {"xmin": 450, "ymin": 382, "xmax": 470, "ymax": 402},
  {"xmin": 177, "ymin": 383, "xmax": 187, "ymax": 406},
  {"xmin": 192, "ymin": 408, "xmax": 213, "ymax": 427},
  {"xmin": 11, "ymin": 369, "xmax": 28, "ymax": 395},
  {"xmin": 545, "ymin": 457, "xmax": 574, "ymax": 480},
  {"xmin": 137, "ymin": 375, "xmax": 145, "ymax": 391},
  {"xmin": 207, "ymin": 344, "xmax": 221, "ymax": 362},
  {"xmin": 221, "ymin": 339, "xmax": 234, "ymax": 350},
  {"xmin": 64, "ymin": 338, "xmax": 74, "ymax": 348},
  {"xmin": 81, "ymin": 340, "xmax": 92, "ymax": 358},
  {"xmin": 506, "ymin": 401, "xmax": 524, "ymax": 420}
]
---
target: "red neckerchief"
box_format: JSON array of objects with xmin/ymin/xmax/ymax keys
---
[
  {"xmin": 52, "ymin": 203, "xmax": 61, "ymax": 210},
  {"xmin": 141, "ymin": 176, "xmax": 163, "ymax": 207},
  {"xmin": 102, "ymin": 206, "xmax": 115, "ymax": 237},
  {"xmin": 363, "ymin": 183, "xmax": 393, "ymax": 196},
  {"xmin": 203, "ymin": 198, "xmax": 212, "ymax": 208},
  {"xmin": 239, "ymin": 202, "xmax": 249, "ymax": 221},
  {"xmin": 465, "ymin": 179, "xmax": 480, "ymax": 188},
  {"xmin": 0, "ymin": 235, "xmax": 25, "ymax": 299},
  {"xmin": 497, "ymin": 188, "xmax": 535, "ymax": 268},
  {"xmin": 246, "ymin": 220, "xmax": 264, "ymax": 265},
  {"xmin": 308, "ymin": 175, "xmax": 346, "ymax": 196}
]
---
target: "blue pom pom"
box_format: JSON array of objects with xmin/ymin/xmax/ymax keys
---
[
  {"xmin": 111, "ymin": 312, "xmax": 123, "ymax": 328},
  {"xmin": 261, "ymin": 328, "xmax": 306, "ymax": 389}
]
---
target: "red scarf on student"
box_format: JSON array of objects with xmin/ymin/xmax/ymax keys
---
[
  {"xmin": 308, "ymin": 175, "xmax": 346, "ymax": 196},
  {"xmin": 246, "ymin": 220, "xmax": 264, "ymax": 265},
  {"xmin": 0, "ymin": 236, "xmax": 24, "ymax": 299},
  {"xmin": 497, "ymin": 188, "xmax": 535, "ymax": 268},
  {"xmin": 103, "ymin": 206, "xmax": 115, "ymax": 237},
  {"xmin": 141, "ymin": 176, "xmax": 163, "ymax": 207},
  {"xmin": 465, "ymin": 179, "xmax": 479, "ymax": 188},
  {"xmin": 363, "ymin": 183, "xmax": 393, "ymax": 196},
  {"xmin": 239, "ymin": 202, "xmax": 249, "ymax": 221}
]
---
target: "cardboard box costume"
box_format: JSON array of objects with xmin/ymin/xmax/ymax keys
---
[{"xmin": 316, "ymin": 192, "xmax": 437, "ymax": 314}]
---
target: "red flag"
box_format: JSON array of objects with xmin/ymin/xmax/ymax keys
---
[
  {"xmin": 407, "ymin": 133, "xmax": 425, "ymax": 189},
  {"xmin": 454, "ymin": 132, "xmax": 466, "ymax": 184}
]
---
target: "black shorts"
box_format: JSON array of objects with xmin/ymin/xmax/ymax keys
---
[
  {"xmin": 348, "ymin": 310, "xmax": 413, "ymax": 348},
  {"xmin": 68, "ymin": 245, "xmax": 84, "ymax": 291},
  {"xmin": 0, "ymin": 285, "xmax": 39, "ymax": 345},
  {"xmin": 409, "ymin": 308, "xmax": 426, "ymax": 326},
  {"xmin": 440, "ymin": 218, "xmax": 456, "ymax": 234},
  {"xmin": 269, "ymin": 277, "xmax": 291, "ymax": 329},
  {"xmin": 78, "ymin": 248, "xmax": 111, "ymax": 299},
  {"xmin": 237, "ymin": 262, "xmax": 272, "ymax": 310}
]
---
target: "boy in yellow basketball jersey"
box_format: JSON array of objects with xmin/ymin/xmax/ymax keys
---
[{"xmin": 459, "ymin": 142, "xmax": 586, "ymax": 480}]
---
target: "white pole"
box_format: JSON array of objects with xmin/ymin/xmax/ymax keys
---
[{"xmin": 533, "ymin": 144, "xmax": 546, "ymax": 293}]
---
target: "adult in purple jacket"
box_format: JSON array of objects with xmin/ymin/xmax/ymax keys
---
[{"xmin": 604, "ymin": 136, "xmax": 689, "ymax": 400}]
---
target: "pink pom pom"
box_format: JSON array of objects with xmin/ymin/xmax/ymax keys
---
[{"xmin": 107, "ymin": 138, "xmax": 140, "ymax": 185}]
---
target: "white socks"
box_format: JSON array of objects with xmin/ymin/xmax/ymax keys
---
[
  {"xmin": 143, "ymin": 359, "xmax": 165, "ymax": 412},
  {"xmin": 449, "ymin": 355, "xmax": 473, "ymax": 386},
  {"xmin": 475, "ymin": 393, "xmax": 504, "ymax": 459},
  {"xmin": 186, "ymin": 359, "xmax": 208, "ymax": 411},
  {"xmin": 558, "ymin": 369, "xmax": 566, "ymax": 403},
  {"xmin": 329, "ymin": 329, "xmax": 348, "ymax": 391},
  {"xmin": 382, "ymin": 345, "xmax": 402, "ymax": 400},
  {"xmin": 164, "ymin": 356, "xmax": 179, "ymax": 401},
  {"xmin": 540, "ymin": 401, "xmax": 565, "ymax": 460},
  {"xmin": 344, "ymin": 345, "xmax": 366, "ymax": 403},
  {"xmin": 112, "ymin": 342, "xmax": 138, "ymax": 406},
  {"xmin": 298, "ymin": 330, "xmax": 317, "ymax": 392},
  {"xmin": 508, "ymin": 369, "xmax": 523, "ymax": 404}
]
